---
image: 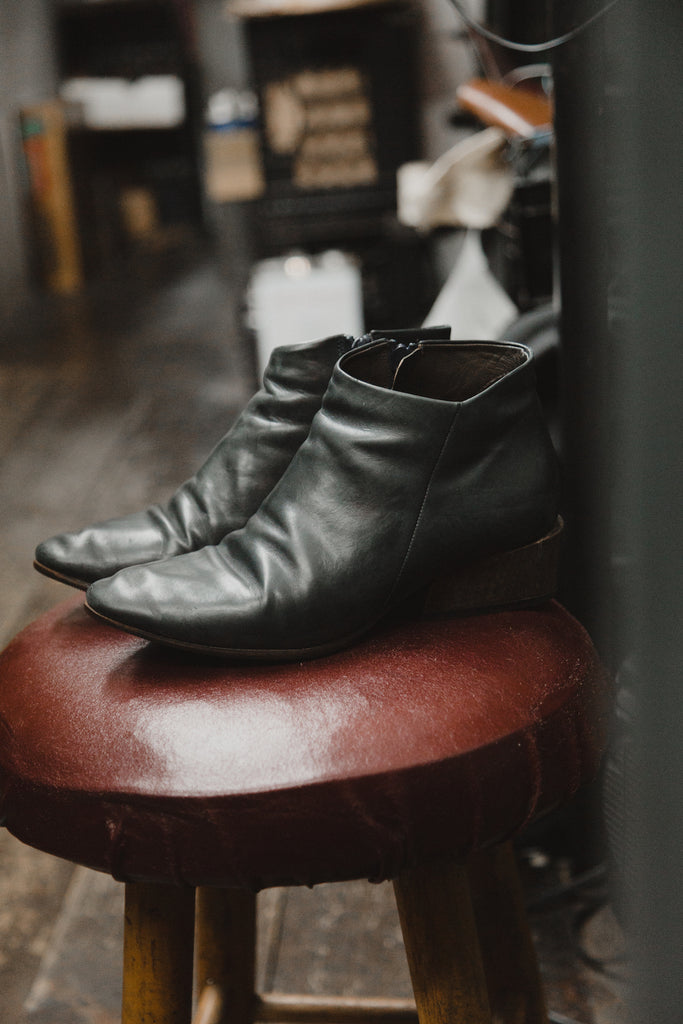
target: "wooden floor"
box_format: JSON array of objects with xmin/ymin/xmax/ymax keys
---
[{"xmin": 0, "ymin": 246, "xmax": 629, "ymax": 1023}]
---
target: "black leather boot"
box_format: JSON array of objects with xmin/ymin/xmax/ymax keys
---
[
  {"xmin": 35, "ymin": 328, "xmax": 451, "ymax": 589},
  {"xmin": 85, "ymin": 338, "xmax": 561, "ymax": 660}
]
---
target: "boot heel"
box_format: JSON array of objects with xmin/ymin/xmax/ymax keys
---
[{"xmin": 422, "ymin": 517, "xmax": 564, "ymax": 616}]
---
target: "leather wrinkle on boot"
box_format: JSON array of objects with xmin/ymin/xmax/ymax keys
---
[
  {"xmin": 33, "ymin": 329, "xmax": 453, "ymax": 592},
  {"xmin": 34, "ymin": 332, "xmax": 360, "ymax": 590}
]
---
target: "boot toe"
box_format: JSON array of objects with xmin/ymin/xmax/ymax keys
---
[
  {"xmin": 85, "ymin": 548, "xmax": 273, "ymax": 654},
  {"xmin": 34, "ymin": 533, "xmax": 101, "ymax": 589},
  {"xmin": 85, "ymin": 553, "xmax": 223, "ymax": 647},
  {"xmin": 86, "ymin": 567, "xmax": 157, "ymax": 636},
  {"xmin": 35, "ymin": 513, "xmax": 168, "ymax": 590}
]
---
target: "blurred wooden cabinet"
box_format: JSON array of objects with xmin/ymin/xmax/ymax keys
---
[{"xmin": 55, "ymin": 0, "xmax": 204, "ymax": 273}]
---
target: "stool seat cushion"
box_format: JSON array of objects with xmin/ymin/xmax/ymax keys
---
[{"xmin": 0, "ymin": 596, "xmax": 607, "ymax": 889}]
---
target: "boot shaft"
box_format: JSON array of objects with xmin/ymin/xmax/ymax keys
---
[{"xmin": 338, "ymin": 339, "xmax": 559, "ymax": 602}]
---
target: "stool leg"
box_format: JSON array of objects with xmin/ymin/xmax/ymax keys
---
[
  {"xmin": 468, "ymin": 842, "xmax": 547, "ymax": 1024},
  {"xmin": 122, "ymin": 881, "xmax": 196, "ymax": 1024},
  {"xmin": 195, "ymin": 886, "xmax": 257, "ymax": 1024},
  {"xmin": 393, "ymin": 861, "xmax": 493, "ymax": 1024}
]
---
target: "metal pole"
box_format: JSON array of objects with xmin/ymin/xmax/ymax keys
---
[
  {"xmin": 553, "ymin": 0, "xmax": 683, "ymax": 1019},
  {"xmin": 551, "ymin": 0, "xmax": 612, "ymax": 652},
  {"xmin": 608, "ymin": 3, "xmax": 683, "ymax": 1021}
]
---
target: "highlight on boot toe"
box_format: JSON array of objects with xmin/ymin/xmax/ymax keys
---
[{"xmin": 34, "ymin": 536, "xmax": 94, "ymax": 590}]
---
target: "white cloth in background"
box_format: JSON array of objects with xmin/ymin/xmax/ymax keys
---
[{"xmin": 424, "ymin": 230, "xmax": 518, "ymax": 340}]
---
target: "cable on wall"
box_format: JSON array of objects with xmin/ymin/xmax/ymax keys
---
[{"xmin": 446, "ymin": 0, "xmax": 621, "ymax": 53}]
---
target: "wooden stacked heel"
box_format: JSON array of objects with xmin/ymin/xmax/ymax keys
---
[{"xmin": 422, "ymin": 517, "xmax": 564, "ymax": 616}]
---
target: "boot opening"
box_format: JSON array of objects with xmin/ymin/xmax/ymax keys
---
[
  {"xmin": 393, "ymin": 343, "xmax": 526, "ymax": 401},
  {"xmin": 344, "ymin": 341, "xmax": 527, "ymax": 401}
]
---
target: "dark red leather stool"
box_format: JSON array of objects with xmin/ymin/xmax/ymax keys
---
[{"xmin": 0, "ymin": 595, "xmax": 608, "ymax": 1024}]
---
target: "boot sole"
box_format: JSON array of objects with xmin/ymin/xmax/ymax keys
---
[
  {"xmin": 84, "ymin": 518, "xmax": 564, "ymax": 662},
  {"xmin": 33, "ymin": 560, "xmax": 90, "ymax": 591}
]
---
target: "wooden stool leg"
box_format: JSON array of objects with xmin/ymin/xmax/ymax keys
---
[
  {"xmin": 468, "ymin": 842, "xmax": 547, "ymax": 1024},
  {"xmin": 194, "ymin": 886, "xmax": 257, "ymax": 1024},
  {"xmin": 393, "ymin": 861, "xmax": 493, "ymax": 1024},
  {"xmin": 122, "ymin": 881, "xmax": 196, "ymax": 1024}
]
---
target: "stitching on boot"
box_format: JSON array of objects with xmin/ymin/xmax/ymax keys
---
[{"xmin": 383, "ymin": 405, "xmax": 462, "ymax": 609}]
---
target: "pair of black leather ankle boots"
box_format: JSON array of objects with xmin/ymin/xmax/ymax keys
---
[{"xmin": 34, "ymin": 327, "xmax": 561, "ymax": 661}]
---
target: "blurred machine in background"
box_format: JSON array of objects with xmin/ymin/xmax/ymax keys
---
[{"xmin": 55, "ymin": 0, "xmax": 204, "ymax": 272}]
